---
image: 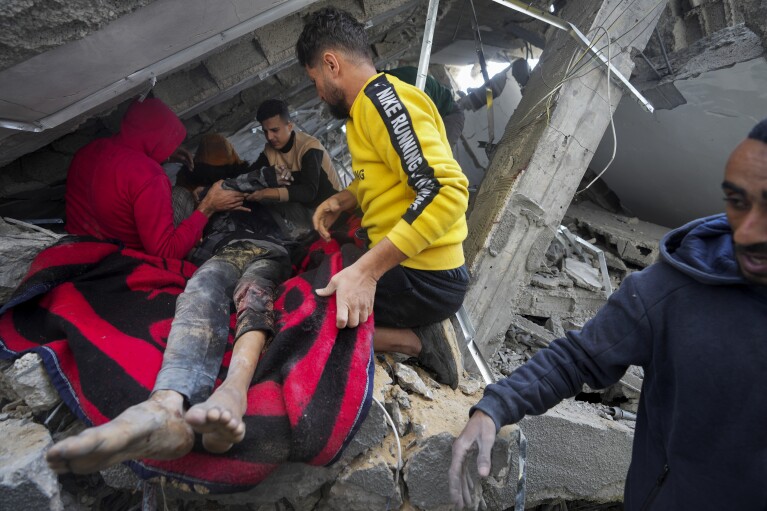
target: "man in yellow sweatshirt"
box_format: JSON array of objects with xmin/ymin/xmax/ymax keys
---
[{"xmin": 296, "ymin": 7, "xmax": 470, "ymax": 389}]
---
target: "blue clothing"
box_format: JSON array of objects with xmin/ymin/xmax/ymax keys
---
[{"xmin": 474, "ymin": 214, "xmax": 767, "ymax": 510}]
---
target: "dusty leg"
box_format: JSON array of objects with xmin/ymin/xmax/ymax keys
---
[
  {"xmin": 46, "ymin": 390, "xmax": 193, "ymax": 474},
  {"xmin": 185, "ymin": 331, "xmax": 266, "ymax": 453},
  {"xmin": 373, "ymin": 326, "xmax": 421, "ymax": 356}
]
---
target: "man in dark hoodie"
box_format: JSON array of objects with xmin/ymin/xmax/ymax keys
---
[
  {"xmin": 449, "ymin": 120, "xmax": 767, "ymax": 510},
  {"xmin": 65, "ymin": 98, "xmax": 247, "ymax": 259}
]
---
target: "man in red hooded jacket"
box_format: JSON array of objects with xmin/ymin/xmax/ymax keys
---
[{"xmin": 65, "ymin": 98, "xmax": 246, "ymax": 259}]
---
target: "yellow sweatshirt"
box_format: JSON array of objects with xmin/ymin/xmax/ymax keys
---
[{"xmin": 346, "ymin": 73, "xmax": 468, "ymax": 271}]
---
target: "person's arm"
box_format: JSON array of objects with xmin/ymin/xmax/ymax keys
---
[
  {"xmin": 367, "ymin": 81, "xmax": 469, "ymax": 260},
  {"xmin": 134, "ymin": 176, "xmax": 246, "ymax": 259},
  {"xmin": 449, "ymin": 274, "xmax": 655, "ymax": 507},
  {"xmin": 282, "ymin": 149, "xmax": 324, "ymax": 204}
]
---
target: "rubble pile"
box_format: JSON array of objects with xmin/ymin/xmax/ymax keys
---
[{"xmin": 0, "ymin": 200, "xmax": 668, "ymax": 510}]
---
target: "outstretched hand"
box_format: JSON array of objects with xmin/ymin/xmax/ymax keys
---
[{"xmin": 448, "ymin": 410, "xmax": 497, "ymax": 509}]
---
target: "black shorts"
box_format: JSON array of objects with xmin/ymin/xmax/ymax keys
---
[{"xmin": 373, "ymin": 263, "xmax": 469, "ymax": 328}]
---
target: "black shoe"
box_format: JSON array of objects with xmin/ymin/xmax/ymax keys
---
[{"xmin": 414, "ymin": 319, "xmax": 462, "ymax": 390}]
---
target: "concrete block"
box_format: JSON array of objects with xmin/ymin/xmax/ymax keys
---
[
  {"xmin": 340, "ymin": 401, "xmax": 389, "ymax": 461},
  {"xmin": 153, "ymin": 65, "xmax": 220, "ymax": 114},
  {"xmin": 0, "ymin": 418, "xmax": 63, "ymax": 511},
  {"xmin": 483, "ymin": 400, "xmax": 633, "ymax": 508},
  {"xmin": 564, "ymin": 258, "xmax": 603, "ymax": 292},
  {"xmin": 0, "ymin": 218, "xmax": 61, "ymax": 304},
  {"xmin": 319, "ymin": 456, "xmax": 401, "ymax": 511},
  {"xmin": 394, "ymin": 363, "xmax": 433, "ymax": 401},
  {"xmin": 4, "ymin": 353, "xmax": 60, "ymax": 413},
  {"xmin": 253, "ymin": 12, "xmax": 304, "ymax": 64},
  {"xmin": 403, "ymin": 432, "xmax": 455, "ymax": 510},
  {"xmin": 203, "ymin": 38, "xmax": 268, "ymax": 90}
]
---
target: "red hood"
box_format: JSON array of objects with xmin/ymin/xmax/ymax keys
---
[{"xmin": 115, "ymin": 98, "xmax": 186, "ymax": 163}]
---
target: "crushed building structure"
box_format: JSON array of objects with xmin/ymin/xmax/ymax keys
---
[{"xmin": 0, "ymin": 0, "xmax": 765, "ymax": 509}]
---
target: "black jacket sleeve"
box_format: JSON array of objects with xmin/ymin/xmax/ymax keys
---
[{"xmin": 285, "ymin": 148, "xmax": 324, "ymax": 205}]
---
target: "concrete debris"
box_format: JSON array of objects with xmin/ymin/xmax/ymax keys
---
[
  {"xmin": 320, "ymin": 456, "xmax": 402, "ymax": 511},
  {"xmin": 458, "ymin": 377, "xmax": 482, "ymax": 396},
  {"xmin": 385, "ymin": 397, "xmax": 409, "ymax": 437},
  {"xmin": 0, "ymin": 418, "xmax": 63, "ymax": 511},
  {"xmin": 393, "ymin": 363, "xmax": 434, "ymax": 401},
  {"xmin": 482, "ymin": 400, "xmax": 634, "ymax": 508},
  {"xmin": 565, "ymin": 201, "xmax": 670, "ymax": 269},
  {"xmin": 0, "ymin": 217, "xmax": 62, "ymax": 305},
  {"xmin": 390, "ymin": 385, "xmax": 411, "ymax": 410},
  {"xmin": 403, "ymin": 432, "xmax": 456, "ymax": 510},
  {"xmin": 340, "ymin": 402, "xmax": 389, "ymax": 462},
  {"xmin": 564, "ymin": 258, "xmax": 603, "ymax": 292},
  {"xmin": 1, "ymin": 353, "xmax": 60, "ymax": 414}
]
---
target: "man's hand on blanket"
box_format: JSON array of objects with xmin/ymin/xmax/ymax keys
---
[
  {"xmin": 316, "ymin": 238, "xmax": 408, "ymax": 328},
  {"xmin": 316, "ymin": 262, "xmax": 377, "ymax": 328}
]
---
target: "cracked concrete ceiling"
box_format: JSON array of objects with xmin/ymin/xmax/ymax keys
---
[{"xmin": 0, "ymin": 0, "xmax": 551, "ymax": 169}]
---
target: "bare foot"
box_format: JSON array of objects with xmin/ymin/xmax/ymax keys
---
[
  {"xmin": 185, "ymin": 385, "xmax": 247, "ymax": 454},
  {"xmin": 46, "ymin": 392, "xmax": 193, "ymax": 474}
]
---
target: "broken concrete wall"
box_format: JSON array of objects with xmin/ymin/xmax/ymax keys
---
[{"xmin": 463, "ymin": 0, "xmax": 665, "ymax": 359}]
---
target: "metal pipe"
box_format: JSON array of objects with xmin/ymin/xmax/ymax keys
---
[
  {"xmin": 415, "ymin": 0, "xmax": 441, "ymax": 90},
  {"xmin": 608, "ymin": 406, "xmax": 637, "ymax": 421}
]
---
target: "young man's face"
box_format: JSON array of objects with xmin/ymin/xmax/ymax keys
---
[
  {"xmin": 261, "ymin": 115, "xmax": 293, "ymax": 151},
  {"xmin": 722, "ymin": 138, "xmax": 767, "ymax": 285},
  {"xmin": 305, "ymin": 64, "xmax": 349, "ymax": 120}
]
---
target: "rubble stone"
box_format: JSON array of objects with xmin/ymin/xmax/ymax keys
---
[
  {"xmin": 393, "ymin": 363, "xmax": 433, "ymax": 401},
  {"xmin": 458, "ymin": 377, "xmax": 482, "ymax": 396},
  {"xmin": 564, "ymin": 258, "xmax": 603, "ymax": 292},
  {"xmin": 0, "ymin": 418, "xmax": 63, "ymax": 511},
  {"xmin": 340, "ymin": 401, "xmax": 389, "ymax": 461},
  {"xmin": 0, "ymin": 218, "xmax": 62, "ymax": 304},
  {"xmin": 319, "ymin": 456, "xmax": 402, "ymax": 511},
  {"xmin": 483, "ymin": 400, "xmax": 634, "ymax": 507},
  {"xmin": 403, "ymin": 432, "xmax": 455, "ymax": 510},
  {"xmin": 3, "ymin": 353, "xmax": 60, "ymax": 413}
]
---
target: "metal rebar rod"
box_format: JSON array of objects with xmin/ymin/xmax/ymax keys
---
[{"xmin": 655, "ymin": 27, "xmax": 673, "ymax": 75}]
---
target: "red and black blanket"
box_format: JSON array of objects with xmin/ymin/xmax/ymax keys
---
[{"xmin": 0, "ymin": 221, "xmax": 374, "ymax": 493}]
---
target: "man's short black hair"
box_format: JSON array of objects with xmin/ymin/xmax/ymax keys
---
[
  {"xmin": 748, "ymin": 119, "xmax": 767, "ymax": 144},
  {"xmin": 256, "ymin": 99, "xmax": 291, "ymax": 124},
  {"xmin": 296, "ymin": 7, "xmax": 370, "ymax": 68}
]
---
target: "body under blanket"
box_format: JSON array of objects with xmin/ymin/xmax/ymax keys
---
[{"xmin": 0, "ymin": 221, "xmax": 374, "ymax": 493}]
